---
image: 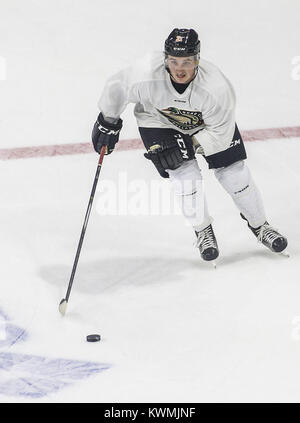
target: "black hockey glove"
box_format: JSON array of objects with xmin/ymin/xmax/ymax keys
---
[
  {"xmin": 144, "ymin": 143, "xmax": 184, "ymax": 178},
  {"xmin": 92, "ymin": 112, "xmax": 123, "ymax": 155}
]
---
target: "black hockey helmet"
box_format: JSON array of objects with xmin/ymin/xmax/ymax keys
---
[{"xmin": 164, "ymin": 28, "xmax": 200, "ymax": 57}]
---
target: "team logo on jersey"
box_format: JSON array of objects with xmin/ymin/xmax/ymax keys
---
[{"xmin": 157, "ymin": 107, "xmax": 204, "ymax": 131}]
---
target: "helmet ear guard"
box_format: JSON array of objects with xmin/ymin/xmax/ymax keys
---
[{"xmin": 194, "ymin": 54, "xmax": 200, "ymax": 66}]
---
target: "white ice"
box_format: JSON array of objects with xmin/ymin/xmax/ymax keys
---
[{"xmin": 0, "ymin": 0, "xmax": 300, "ymax": 403}]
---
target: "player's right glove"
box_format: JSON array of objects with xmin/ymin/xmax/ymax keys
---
[{"xmin": 92, "ymin": 112, "xmax": 123, "ymax": 155}]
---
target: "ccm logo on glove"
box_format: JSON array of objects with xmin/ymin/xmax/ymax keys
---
[{"xmin": 92, "ymin": 112, "xmax": 123, "ymax": 155}]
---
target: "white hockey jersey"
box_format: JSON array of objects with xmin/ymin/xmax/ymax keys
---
[{"xmin": 98, "ymin": 51, "xmax": 236, "ymax": 156}]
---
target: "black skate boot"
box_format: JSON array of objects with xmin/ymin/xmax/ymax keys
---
[
  {"xmin": 195, "ymin": 224, "xmax": 219, "ymax": 261},
  {"xmin": 240, "ymin": 213, "xmax": 288, "ymax": 253}
]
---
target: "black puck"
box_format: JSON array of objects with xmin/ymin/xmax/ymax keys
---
[{"xmin": 86, "ymin": 334, "xmax": 101, "ymax": 342}]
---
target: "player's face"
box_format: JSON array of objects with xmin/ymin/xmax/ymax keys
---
[{"xmin": 167, "ymin": 55, "xmax": 197, "ymax": 84}]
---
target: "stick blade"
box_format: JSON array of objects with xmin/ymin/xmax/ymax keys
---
[{"xmin": 59, "ymin": 299, "xmax": 68, "ymax": 316}]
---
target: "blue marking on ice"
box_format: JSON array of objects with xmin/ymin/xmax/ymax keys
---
[
  {"xmin": 0, "ymin": 324, "xmax": 27, "ymax": 348},
  {"xmin": 0, "ymin": 308, "xmax": 110, "ymax": 398},
  {"xmin": 0, "ymin": 352, "xmax": 110, "ymax": 398},
  {"xmin": 0, "ymin": 308, "xmax": 27, "ymax": 348}
]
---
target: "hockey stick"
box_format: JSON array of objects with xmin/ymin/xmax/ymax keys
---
[{"xmin": 59, "ymin": 145, "xmax": 107, "ymax": 315}]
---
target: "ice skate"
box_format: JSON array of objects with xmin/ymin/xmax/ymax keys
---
[
  {"xmin": 240, "ymin": 213, "xmax": 288, "ymax": 254},
  {"xmin": 195, "ymin": 224, "xmax": 219, "ymax": 266}
]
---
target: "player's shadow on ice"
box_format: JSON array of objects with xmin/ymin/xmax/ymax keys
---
[
  {"xmin": 39, "ymin": 256, "xmax": 201, "ymax": 294},
  {"xmin": 218, "ymin": 248, "xmax": 278, "ymax": 266},
  {"xmin": 39, "ymin": 249, "xmax": 278, "ymax": 294}
]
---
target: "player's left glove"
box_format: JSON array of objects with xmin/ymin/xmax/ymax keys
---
[
  {"xmin": 92, "ymin": 112, "xmax": 123, "ymax": 155},
  {"xmin": 144, "ymin": 143, "xmax": 184, "ymax": 178}
]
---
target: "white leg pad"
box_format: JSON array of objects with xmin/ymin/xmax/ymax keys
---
[
  {"xmin": 167, "ymin": 160, "xmax": 212, "ymax": 231},
  {"xmin": 214, "ymin": 160, "xmax": 266, "ymax": 228}
]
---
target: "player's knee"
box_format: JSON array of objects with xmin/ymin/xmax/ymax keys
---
[
  {"xmin": 168, "ymin": 160, "xmax": 203, "ymax": 196},
  {"xmin": 214, "ymin": 160, "xmax": 251, "ymax": 196}
]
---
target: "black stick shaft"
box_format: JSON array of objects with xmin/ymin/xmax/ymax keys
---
[{"xmin": 64, "ymin": 146, "xmax": 106, "ymax": 303}]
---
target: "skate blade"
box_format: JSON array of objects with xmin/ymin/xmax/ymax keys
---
[
  {"xmin": 211, "ymin": 260, "xmax": 217, "ymax": 269},
  {"xmin": 279, "ymin": 250, "xmax": 290, "ymax": 258}
]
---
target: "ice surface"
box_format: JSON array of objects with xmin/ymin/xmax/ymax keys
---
[
  {"xmin": 0, "ymin": 0, "xmax": 300, "ymax": 403},
  {"xmin": 1, "ymin": 138, "xmax": 300, "ymax": 402}
]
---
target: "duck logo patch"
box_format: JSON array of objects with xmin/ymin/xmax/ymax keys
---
[{"xmin": 157, "ymin": 107, "xmax": 204, "ymax": 131}]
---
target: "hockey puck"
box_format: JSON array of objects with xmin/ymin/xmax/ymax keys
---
[{"xmin": 86, "ymin": 334, "xmax": 101, "ymax": 342}]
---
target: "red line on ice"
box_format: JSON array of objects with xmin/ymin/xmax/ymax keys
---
[{"xmin": 1, "ymin": 126, "xmax": 300, "ymax": 161}]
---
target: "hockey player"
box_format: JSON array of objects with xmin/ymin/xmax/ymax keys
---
[{"xmin": 92, "ymin": 28, "xmax": 288, "ymax": 261}]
